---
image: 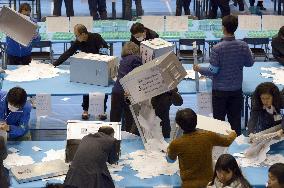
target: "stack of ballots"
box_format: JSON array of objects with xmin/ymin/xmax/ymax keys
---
[
  {"xmin": 69, "ymin": 52, "xmax": 118, "ymax": 86},
  {"xmin": 120, "ymin": 51, "xmax": 187, "ymax": 104},
  {"xmin": 140, "ymin": 38, "xmax": 175, "ymax": 64}
]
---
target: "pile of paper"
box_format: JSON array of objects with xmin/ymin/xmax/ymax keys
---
[
  {"xmin": 5, "ymin": 61, "xmax": 69, "ymax": 82},
  {"xmin": 4, "ymin": 153, "xmax": 35, "ymax": 169},
  {"xmin": 261, "ymin": 67, "xmax": 284, "ymax": 85},
  {"xmin": 42, "ymin": 149, "xmax": 65, "ymax": 162}
]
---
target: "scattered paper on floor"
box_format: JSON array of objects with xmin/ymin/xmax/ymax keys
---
[
  {"xmin": 42, "ymin": 149, "xmax": 65, "ymax": 162},
  {"xmin": 261, "ymin": 67, "xmax": 284, "ymax": 85},
  {"xmin": 4, "ymin": 153, "xmax": 35, "ymax": 169}
]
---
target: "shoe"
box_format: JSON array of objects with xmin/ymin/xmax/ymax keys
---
[
  {"xmin": 98, "ymin": 113, "xmax": 107, "ymax": 121},
  {"xmin": 82, "ymin": 111, "xmax": 90, "ymax": 120}
]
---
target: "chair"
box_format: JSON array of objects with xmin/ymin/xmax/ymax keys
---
[
  {"xmin": 177, "ymin": 38, "xmax": 206, "ymax": 63},
  {"xmin": 243, "ymin": 38, "xmax": 270, "ymax": 61},
  {"xmin": 31, "ymin": 41, "xmax": 54, "ymax": 63}
]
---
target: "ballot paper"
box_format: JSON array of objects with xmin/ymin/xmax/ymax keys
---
[
  {"xmin": 261, "ymin": 67, "xmax": 284, "ymax": 85},
  {"xmin": 32, "ymin": 146, "xmax": 42, "ymax": 152},
  {"xmin": 184, "ymin": 69, "xmax": 201, "ymax": 79},
  {"xmin": 89, "ymin": 92, "xmax": 105, "ymax": 116},
  {"xmin": 0, "ymin": 6, "xmax": 37, "ymax": 46},
  {"xmin": 46, "ymin": 16, "xmax": 69, "ymax": 33},
  {"xmin": 197, "ymin": 115, "xmax": 232, "ymax": 135},
  {"xmin": 67, "ymin": 120, "xmax": 121, "ymax": 140},
  {"xmin": 8, "ymin": 147, "xmax": 19, "ymax": 153},
  {"xmin": 36, "ymin": 94, "xmax": 51, "ymax": 117},
  {"xmin": 4, "ymin": 153, "xmax": 35, "ymax": 169},
  {"xmin": 41, "ymin": 149, "xmax": 65, "ymax": 162},
  {"xmin": 5, "ymin": 61, "xmax": 69, "ymax": 82}
]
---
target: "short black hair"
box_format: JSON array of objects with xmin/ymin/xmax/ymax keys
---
[
  {"xmin": 175, "ymin": 108, "xmax": 197, "ymax": 133},
  {"xmin": 74, "ymin": 24, "xmax": 88, "ymax": 35},
  {"xmin": 19, "ymin": 3, "xmax": 31, "ymax": 13},
  {"xmin": 7, "ymin": 87, "xmax": 27, "ymax": 108},
  {"xmin": 130, "ymin": 22, "xmax": 145, "ymax": 35},
  {"xmin": 222, "ymin": 15, "xmax": 238, "ymax": 34},
  {"xmin": 269, "ymin": 163, "xmax": 284, "ymax": 185},
  {"xmin": 98, "ymin": 126, "xmax": 115, "ymax": 136}
]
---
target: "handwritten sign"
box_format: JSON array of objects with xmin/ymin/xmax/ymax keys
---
[
  {"xmin": 89, "ymin": 92, "xmax": 105, "ymax": 116},
  {"xmin": 197, "ymin": 92, "xmax": 212, "ymax": 116},
  {"xmin": 36, "ymin": 94, "xmax": 51, "ymax": 117}
]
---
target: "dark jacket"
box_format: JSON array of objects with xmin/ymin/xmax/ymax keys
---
[
  {"xmin": 112, "ymin": 55, "xmax": 142, "ymax": 94},
  {"xmin": 64, "ymin": 132, "xmax": 120, "ymax": 188},
  {"xmin": 0, "ymin": 136, "xmax": 8, "ymax": 188},
  {"xmin": 0, "ymin": 91, "xmax": 32, "ymax": 139},
  {"xmin": 6, "ymin": 17, "xmax": 40, "ymax": 57},
  {"xmin": 272, "ymin": 36, "xmax": 284, "ymax": 65},
  {"xmin": 130, "ymin": 27, "xmax": 159, "ymax": 46},
  {"xmin": 53, "ymin": 32, "xmax": 108, "ymax": 67}
]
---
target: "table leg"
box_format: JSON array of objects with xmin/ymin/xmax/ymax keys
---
[{"xmin": 110, "ymin": 43, "xmax": 114, "ymax": 56}]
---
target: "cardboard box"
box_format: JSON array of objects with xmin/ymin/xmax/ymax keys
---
[
  {"xmin": 120, "ymin": 51, "xmax": 187, "ymax": 104},
  {"xmin": 0, "ymin": 6, "xmax": 37, "ymax": 46},
  {"xmin": 69, "ymin": 52, "xmax": 118, "ymax": 86},
  {"xmin": 140, "ymin": 38, "xmax": 175, "ymax": 64}
]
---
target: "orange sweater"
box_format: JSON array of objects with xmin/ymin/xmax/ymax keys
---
[{"xmin": 168, "ymin": 130, "xmax": 237, "ymax": 188}]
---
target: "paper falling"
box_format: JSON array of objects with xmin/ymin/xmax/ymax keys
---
[
  {"xmin": 4, "ymin": 153, "xmax": 35, "ymax": 169},
  {"xmin": 8, "ymin": 147, "xmax": 19, "ymax": 153},
  {"xmin": 261, "ymin": 67, "xmax": 284, "ymax": 85},
  {"xmin": 5, "ymin": 61, "xmax": 69, "ymax": 82},
  {"xmin": 32, "ymin": 146, "xmax": 42, "ymax": 152},
  {"xmin": 42, "ymin": 149, "xmax": 65, "ymax": 162},
  {"xmin": 235, "ymin": 134, "xmax": 249, "ymax": 145}
]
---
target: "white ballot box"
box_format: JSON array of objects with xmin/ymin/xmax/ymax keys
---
[
  {"xmin": 140, "ymin": 38, "xmax": 175, "ymax": 64},
  {"xmin": 120, "ymin": 51, "xmax": 186, "ymax": 104},
  {"xmin": 0, "ymin": 6, "xmax": 37, "ymax": 46},
  {"xmin": 69, "ymin": 52, "xmax": 118, "ymax": 86}
]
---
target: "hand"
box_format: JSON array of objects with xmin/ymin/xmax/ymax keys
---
[
  {"xmin": 193, "ymin": 64, "xmax": 200, "ymax": 72},
  {"xmin": 124, "ymin": 92, "xmax": 130, "ymax": 97},
  {"xmin": 0, "ymin": 123, "xmax": 9, "ymax": 132},
  {"xmin": 226, "ymin": 130, "xmax": 236, "ymax": 135},
  {"xmin": 276, "ymin": 129, "xmax": 284, "ymax": 138}
]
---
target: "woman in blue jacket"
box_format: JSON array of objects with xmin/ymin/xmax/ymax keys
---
[
  {"xmin": 0, "ymin": 87, "xmax": 32, "ymax": 140},
  {"xmin": 6, "ymin": 3, "xmax": 40, "ymax": 65}
]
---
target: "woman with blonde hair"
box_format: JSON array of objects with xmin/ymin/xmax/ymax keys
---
[{"xmin": 110, "ymin": 42, "xmax": 142, "ymax": 133}]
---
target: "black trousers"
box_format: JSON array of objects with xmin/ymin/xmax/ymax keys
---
[
  {"xmin": 212, "ymin": 89, "xmax": 243, "ymax": 136},
  {"xmin": 53, "ymin": 0, "xmax": 74, "ymax": 17},
  {"xmin": 7, "ymin": 55, "xmax": 31, "ymax": 65},
  {"xmin": 152, "ymin": 93, "xmax": 172, "ymax": 138},
  {"xmin": 176, "ymin": 0, "xmax": 191, "ymax": 16},
  {"xmin": 88, "ymin": 0, "xmax": 107, "ymax": 20},
  {"xmin": 82, "ymin": 94, "xmax": 108, "ymax": 112},
  {"xmin": 209, "ymin": 0, "xmax": 230, "ymax": 19},
  {"xmin": 124, "ymin": 0, "xmax": 143, "ymax": 20},
  {"xmin": 110, "ymin": 92, "xmax": 135, "ymax": 133},
  {"xmin": 236, "ymin": 0, "xmax": 245, "ymax": 11}
]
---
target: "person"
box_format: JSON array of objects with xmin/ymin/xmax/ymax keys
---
[
  {"xmin": 209, "ymin": 0, "xmax": 230, "ymax": 19},
  {"xmin": 208, "ymin": 154, "xmax": 252, "ymax": 188},
  {"xmin": 176, "ymin": 0, "xmax": 191, "ymax": 16},
  {"xmin": 249, "ymin": 0, "xmax": 266, "ymax": 10},
  {"xmin": 0, "ymin": 136, "xmax": 8, "ymax": 188},
  {"xmin": 124, "ymin": 0, "xmax": 143, "ymax": 20},
  {"xmin": 272, "ymin": 26, "xmax": 284, "ymax": 66},
  {"xmin": 6, "ymin": 3, "xmax": 41, "ymax": 65},
  {"xmin": 53, "ymin": 0, "xmax": 74, "ymax": 17},
  {"xmin": 64, "ymin": 126, "xmax": 120, "ymax": 188},
  {"xmin": 88, "ymin": 0, "xmax": 107, "ymax": 20},
  {"xmin": 267, "ymin": 163, "xmax": 284, "ymax": 188},
  {"xmin": 193, "ymin": 15, "xmax": 254, "ymax": 135},
  {"xmin": 130, "ymin": 22, "xmax": 159, "ymax": 46},
  {"xmin": 0, "ymin": 87, "xmax": 32, "ymax": 141},
  {"xmin": 167, "ymin": 108, "xmax": 237, "ymax": 187},
  {"xmin": 248, "ymin": 82, "xmax": 284, "ymax": 134},
  {"xmin": 52, "ymin": 24, "xmax": 109, "ymax": 121},
  {"xmin": 110, "ymin": 42, "xmax": 142, "ymax": 133}
]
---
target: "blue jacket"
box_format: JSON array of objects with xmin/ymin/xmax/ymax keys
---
[
  {"xmin": 112, "ymin": 55, "xmax": 142, "ymax": 93},
  {"xmin": 199, "ymin": 36, "xmax": 254, "ymax": 91},
  {"xmin": 6, "ymin": 18, "xmax": 40, "ymax": 57},
  {"xmin": 0, "ymin": 91, "xmax": 32, "ymax": 139}
]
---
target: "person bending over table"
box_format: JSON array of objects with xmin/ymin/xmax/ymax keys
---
[
  {"xmin": 0, "ymin": 87, "xmax": 32, "ymax": 141},
  {"xmin": 167, "ymin": 108, "xmax": 237, "ymax": 188},
  {"xmin": 268, "ymin": 163, "xmax": 284, "ymax": 188},
  {"xmin": 6, "ymin": 3, "xmax": 41, "ymax": 65},
  {"xmin": 194, "ymin": 15, "xmax": 254, "ymax": 136},
  {"xmin": 208, "ymin": 154, "xmax": 252, "ymax": 188},
  {"xmin": 272, "ymin": 26, "xmax": 284, "ymax": 66},
  {"xmin": 53, "ymin": 24, "xmax": 109, "ymax": 121},
  {"xmin": 0, "ymin": 136, "xmax": 9, "ymax": 188},
  {"xmin": 64, "ymin": 126, "xmax": 120, "ymax": 188},
  {"xmin": 110, "ymin": 42, "xmax": 142, "ymax": 133},
  {"xmin": 248, "ymin": 82, "xmax": 284, "ymax": 134}
]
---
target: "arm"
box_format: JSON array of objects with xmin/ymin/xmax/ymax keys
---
[
  {"xmin": 166, "ymin": 141, "xmax": 178, "ymax": 163},
  {"xmin": 97, "ymin": 34, "xmax": 109, "ymax": 49},
  {"xmin": 8, "ymin": 107, "xmax": 31, "ymax": 139},
  {"xmin": 196, "ymin": 47, "xmax": 220, "ymax": 76},
  {"xmin": 247, "ymin": 110, "xmax": 259, "ymax": 134},
  {"xmin": 242, "ymin": 44, "xmax": 254, "ymax": 67},
  {"xmin": 53, "ymin": 42, "xmax": 78, "ymax": 67},
  {"xmin": 107, "ymin": 139, "xmax": 120, "ymax": 164},
  {"xmin": 210, "ymin": 131, "xmax": 237, "ymax": 147}
]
